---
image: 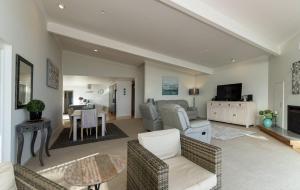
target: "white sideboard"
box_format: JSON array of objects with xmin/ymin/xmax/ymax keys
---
[{"xmin": 207, "ymin": 101, "xmax": 256, "ymax": 127}]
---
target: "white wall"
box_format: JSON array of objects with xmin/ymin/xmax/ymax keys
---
[
  {"xmin": 62, "ymin": 51, "xmax": 143, "ymax": 118},
  {"xmin": 196, "ymin": 57, "xmax": 269, "ymax": 118},
  {"xmin": 144, "ymin": 61, "xmax": 196, "ymax": 105},
  {"xmin": 269, "ymin": 33, "xmax": 300, "ymax": 129},
  {"xmin": 64, "ymin": 85, "xmax": 109, "ymax": 107},
  {"xmin": 116, "ymin": 81, "xmax": 132, "ymax": 118},
  {"xmin": 0, "ymin": 0, "xmax": 62, "ymax": 163}
]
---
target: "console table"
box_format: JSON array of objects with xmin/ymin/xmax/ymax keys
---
[{"xmin": 16, "ymin": 119, "xmax": 52, "ymax": 166}]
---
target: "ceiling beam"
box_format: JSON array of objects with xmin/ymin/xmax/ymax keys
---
[
  {"xmin": 47, "ymin": 22, "xmax": 213, "ymax": 74},
  {"xmin": 159, "ymin": 0, "xmax": 281, "ymax": 55}
]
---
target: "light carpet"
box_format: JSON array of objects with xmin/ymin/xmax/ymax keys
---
[
  {"xmin": 212, "ymin": 124, "xmax": 256, "ymax": 140},
  {"xmin": 25, "ymin": 119, "xmax": 300, "ymax": 190}
]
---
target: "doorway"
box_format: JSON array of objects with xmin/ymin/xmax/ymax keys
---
[
  {"xmin": 64, "ymin": 91, "xmax": 73, "ymax": 114},
  {"xmin": 273, "ymin": 81, "xmax": 285, "ymax": 128},
  {"xmin": 131, "ymin": 81, "xmax": 135, "ymax": 117},
  {"xmin": 0, "ymin": 40, "xmax": 12, "ymax": 162}
]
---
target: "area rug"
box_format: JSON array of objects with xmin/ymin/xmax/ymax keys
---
[
  {"xmin": 50, "ymin": 123, "xmax": 128, "ymax": 149},
  {"xmin": 212, "ymin": 124, "xmax": 255, "ymax": 140}
]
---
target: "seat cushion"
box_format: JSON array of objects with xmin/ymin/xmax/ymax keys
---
[
  {"xmin": 0, "ymin": 162, "xmax": 17, "ymax": 190},
  {"xmin": 164, "ymin": 156, "xmax": 217, "ymax": 190},
  {"xmin": 138, "ymin": 129, "xmax": 181, "ymax": 160}
]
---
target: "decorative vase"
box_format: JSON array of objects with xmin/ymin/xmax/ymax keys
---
[
  {"xmin": 30, "ymin": 112, "xmax": 42, "ymax": 121},
  {"xmin": 263, "ymin": 118, "xmax": 273, "ymax": 128}
]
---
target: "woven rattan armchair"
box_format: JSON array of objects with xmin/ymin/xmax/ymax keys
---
[
  {"xmin": 127, "ymin": 135, "xmax": 222, "ymax": 190},
  {"xmin": 14, "ymin": 164, "xmax": 67, "ymax": 190}
]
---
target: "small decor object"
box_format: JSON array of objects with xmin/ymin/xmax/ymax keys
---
[
  {"xmin": 26, "ymin": 99, "xmax": 45, "ymax": 121},
  {"xmin": 259, "ymin": 110, "xmax": 278, "ymax": 128},
  {"xmin": 47, "ymin": 58, "xmax": 59, "ymax": 89},
  {"xmin": 162, "ymin": 76, "xmax": 179, "ymax": 95}
]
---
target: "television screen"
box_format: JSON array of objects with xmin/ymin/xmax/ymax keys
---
[{"xmin": 217, "ymin": 83, "xmax": 242, "ymax": 101}]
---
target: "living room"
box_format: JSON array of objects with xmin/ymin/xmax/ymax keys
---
[{"xmin": 1, "ymin": 0, "xmax": 300, "ymax": 190}]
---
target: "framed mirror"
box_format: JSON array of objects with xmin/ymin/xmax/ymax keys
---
[{"xmin": 15, "ymin": 54, "xmax": 33, "ymax": 109}]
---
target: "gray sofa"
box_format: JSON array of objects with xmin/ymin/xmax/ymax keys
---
[
  {"xmin": 160, "ymin": 104, "xmax": 212, "ymax": 143},
  {"xmin": 140, "ymin": 99, "xmax": 199, "ymax": 131},
  {"xmin": 156, "ymin": 100, "xmax": 199, "ymax": 120},
  {"xmin": 139, "ymin": 103, "xmax": 163, "ymax": 131}
]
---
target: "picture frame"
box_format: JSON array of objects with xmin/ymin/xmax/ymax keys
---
[
  {"xmin": 292, "ymin": 61, "xmax": 300, "ymax": 95},
  {"xmin": 47, "ymin": 58, "xmax": 59, "ymax": 89},
  {"xmin": 162, "ymin": 76, "xmax": 179, "ymax": 95}
]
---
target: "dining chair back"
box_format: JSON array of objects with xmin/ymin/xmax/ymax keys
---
[{"xmin": 81, "ymin": 109, "xmax": 98, "ymax": 140}]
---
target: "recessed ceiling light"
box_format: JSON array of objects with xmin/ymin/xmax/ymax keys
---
[
  {"xmin": 58, "ymin": 3, "xmax": 65, "ymax": 10},
  {"xmin": 93, "ymin": 49, "xmax": 99, "ymax": 52}
]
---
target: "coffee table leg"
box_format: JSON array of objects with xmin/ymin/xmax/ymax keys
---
[{"xmin": 88, "ymin": 184, "xmax": 100, "ymax": 190}]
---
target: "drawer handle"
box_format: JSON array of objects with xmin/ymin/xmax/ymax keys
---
[{"xmin": 202, "ymin": 132, "xmax": 206, "ymax": 135}]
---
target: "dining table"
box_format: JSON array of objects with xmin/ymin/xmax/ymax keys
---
[{"xmin": 71, "ymin": 110, "xmax": 106, "ymax": 141}]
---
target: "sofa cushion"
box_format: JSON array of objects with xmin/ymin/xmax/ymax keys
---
[
  {"xmin": 190, "ymin": 120, "xmax": 211, "ymax": 128},
  {"xmin": 138, "ymin": 129, "xmax": 181, "ymax": 160},
  {"xmin": 0, "ymin": 162, "xmax": 17, "ymax": 190},
  {"xmin": 164, "ymin": 156, "xmax": 217, "ymax": 190}
]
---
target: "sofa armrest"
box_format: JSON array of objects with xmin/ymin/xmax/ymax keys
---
[
  {"xmin": 127, "ymin": 140, "xmax": 169, "ymax": 190},
  {"xmin": 14, "ymin": 164, "xmax": 67, "ymax": 190},
  {"xmin": 180, "ymin": 135, "xmax": 222, "ymax": 189}
]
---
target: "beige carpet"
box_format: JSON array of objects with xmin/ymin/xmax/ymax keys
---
[{"xmin": 25, "ymin": 119, "xmax": 300, "ymax": 190}]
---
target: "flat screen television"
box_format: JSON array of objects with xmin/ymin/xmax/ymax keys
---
[{"xmin": 216, "ymin": 83, "xmax": 242, "ymax": 101}]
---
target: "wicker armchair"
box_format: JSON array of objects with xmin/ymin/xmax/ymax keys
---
[
  {"xmin": 127, "ymin": 135, "xmax": 222, "ymax": 190},
  {"xmin": 14, "ymin": 165, "xmax": 66, "ymax": 190}
]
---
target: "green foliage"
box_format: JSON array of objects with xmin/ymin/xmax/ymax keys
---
[
  {"xmin": 259, "ymin": 109, "xmax": 278, "ymax": 120},
  {"xmin": 26, "ymin": 100, "xmax": 45, "ymax": 112}
]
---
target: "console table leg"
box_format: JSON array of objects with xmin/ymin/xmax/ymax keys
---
[
  {"xmin": 39, "ymin": 128, "xmax": 46, "ymax": 166},
  {"xmin": 17, "ymin": 132, "xmax": 24, "ymax": 165},
  {"xmin": 31, "ymin": 131, "xmax": 37, "ymax": 157},
  {"xmin": 45, "ymin": 124, "xmax": 52, "ymax": 157}
]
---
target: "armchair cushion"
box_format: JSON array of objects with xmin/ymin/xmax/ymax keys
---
[
  {"xmin": 164, "ymin": 156, "xmax": 217, "ymax": 190},
  {"xmin": 0, "ymin": 162, "xmax": 17, "ymax": 190},
  {"xmin": 190, "ymin": 120, "xmax": 210, "ymax": 128},
  {"xmin": 138, "ymin": 129, "xmax": 181, "ymax": 160}
]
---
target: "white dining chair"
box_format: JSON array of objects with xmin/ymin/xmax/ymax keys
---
[
  {"xmin": 80, "ymin": 109, "xmax": 98, "ymax": 141},
  {"xmin": 68, "ymin": 108, "xmax": 74, "ymax": 139}
]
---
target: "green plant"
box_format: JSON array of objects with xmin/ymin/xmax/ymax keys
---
[
  {"xmin": 259, "ymin": 109, "xmax": 278, "ymax": 120},
  {"xmin": 26, "ymin": 100, "xmax": 45, "ymax": 112}
]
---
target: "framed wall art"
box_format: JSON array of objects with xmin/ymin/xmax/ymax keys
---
[
  {"xmin": 292, "ymin": 61, "xmax": 300, "ymax": 95},
  {"xmin": 162, "ymin": 76, "xmax": 178, "ymax": 95},
  {"xmin": 47, "ymin": 58, "xmax": 59, "ymax": 89}
]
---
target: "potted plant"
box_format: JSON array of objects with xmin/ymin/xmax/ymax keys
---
[
  {"xmin": 259, "ymin": 110, "xmax": 278, "ymax": 128},
  {"xmin": 26, "ymin": 99, "xmax": 45, "ymax": 121}
]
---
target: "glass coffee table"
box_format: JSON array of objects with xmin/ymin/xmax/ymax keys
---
[{"xmin": 64, "ymin": 154, "xmax": 125, "ymax": 190}]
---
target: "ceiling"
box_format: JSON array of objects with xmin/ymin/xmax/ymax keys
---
[
  {"xmin": 38, "ymin": 0, "xmax": 300, "ymax": 69},
  {"xmin": 56, "ymin": 35, "xmax": 145, "ymax": 66},
  {"xmin": 63, "ymin": 75, "xmax": 133, "ymax": 87},
  {"xmin": 199, "ymin": 0, "xmax": 300, "ymax": 47}
]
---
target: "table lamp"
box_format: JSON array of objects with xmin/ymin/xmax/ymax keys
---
[{"xmin": 189, "ymin": 88, "xmax": 200, "ymax": 107}]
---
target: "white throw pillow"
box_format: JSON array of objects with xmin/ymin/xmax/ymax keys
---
[
  {"xmin": 138, "ymin": 129, "xmax": 181, "ymax": 160},
  {"xmin": 0, "ymin": 162, "xmax": 17, "ymax": 190}
]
